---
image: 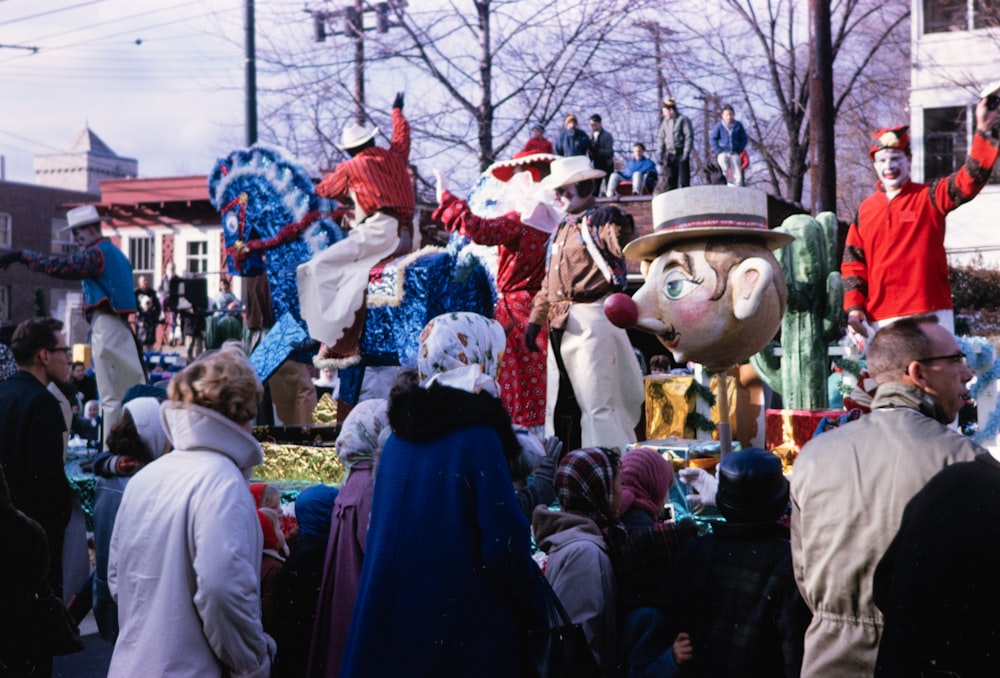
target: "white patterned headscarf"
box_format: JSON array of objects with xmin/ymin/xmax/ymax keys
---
[
  {"xmin": 336, "ymin": 398, "xmax": 390, "ymax": 470},
  {"xmin": 417, "ymin": 312, "xmax": 506, "ymax": 397}
]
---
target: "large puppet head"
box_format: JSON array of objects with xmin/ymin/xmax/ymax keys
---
[{"xmin": 616, "ymin": 186, "xmax": 793, "ymax": 371}]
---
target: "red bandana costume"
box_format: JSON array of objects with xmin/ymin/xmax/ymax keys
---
[{"xmin": 432, "ymin": 155, "xmax": 554, "ymax": 428}]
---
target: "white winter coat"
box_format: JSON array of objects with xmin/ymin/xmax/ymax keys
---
[{"xmin": 107, "ymin": 402, "xmax": 275, "ymax": 678}]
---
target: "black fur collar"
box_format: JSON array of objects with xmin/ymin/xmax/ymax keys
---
[{"xmin": 388, "ymin": 383, "xmax": 520, "ymax": 462}]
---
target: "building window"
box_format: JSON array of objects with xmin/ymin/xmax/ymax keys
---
[
  {"xmin": 924, "ymin": 0, "xmax": 966, "ymax": 32},
  {"xmin": 129, "ymin": 236, "xmax": 154, "ymax": 276},
  {"xmin": 186, "ymin": 240, "xmax": 208, "ymax": 275},
  {"xmin": 973, "ymin": 0, "xmax": 1000, "ymax": 29},
  {"xmin": 0, "ymin": 285, "xmax": 8, "ymax": 321},
  {"xmin": 49, "ymin": 215, "xmax": 75, "ymax": 254},
  {"xmin": 924, "ymin": 106, "xmax": 967, "ymax": 182},
  {"xmin": 926, "ymin": 0, "xmax": 1000, "ymax": 32},
  {"xmin": 0, "ymin": 213, "xmax": 10, "ymax": 248}
]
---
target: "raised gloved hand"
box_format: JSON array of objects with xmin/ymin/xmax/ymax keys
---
[
  {"xmin": 0, "ymin": 251, "xmax": 23, "ymax": 270},
  {"xmin": 532, "ymin": 436, "xmax": 563, "ymax": 485},
  {"xmin": 433, "ymin": 168, "xmax": 449, "ymax": 205},
  {"xmin": 392, "ymin": 91, "xmax": 404, "ymax": 110},
  {"xmin": 678, "ymin": 467, "xmax": 718, "ymax": 510},
  {"xmin": 524, "ymin": 322, "xmax": 542, "ymax": 353}
]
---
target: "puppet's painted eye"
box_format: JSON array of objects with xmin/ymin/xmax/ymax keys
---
[{"xmin": 663, "ymin": 270, "xmax": 700, "ymax": 300}]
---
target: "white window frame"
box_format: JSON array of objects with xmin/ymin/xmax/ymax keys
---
[
  {"xmin": 129, "ymin": 235, "xmax": 155, "ymax": 277},
  {"xmin": 0, "ymin": 213, "xmax": 10, "ymax": 248},
  {"xmin": 186, "ymin": 240, "xmax": 209, "ymax": 275}
]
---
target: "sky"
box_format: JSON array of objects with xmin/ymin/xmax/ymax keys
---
[{"xmin": 0, "ymin": 0, "xmax": 281, "ymax": 184}]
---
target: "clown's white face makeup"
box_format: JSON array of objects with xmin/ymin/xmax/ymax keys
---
[
  {"xmin": 873, "ymin": 148, "xmax": 911, "ymax": 195},
  {"xmin": 553, "ymin": 181, "xmax": 593, "ymax": 215}
]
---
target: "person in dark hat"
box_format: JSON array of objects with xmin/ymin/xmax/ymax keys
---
[
  {"xmin": 656, "ymin": 98, "xmax": 694, "ymax": 190},
  {"xmin": 521, "ymin": 121, "xmax": 554, "ymax": 155},
  {"xmin": 0, "ymin": 204, "xmax": 146, "ymax": 452},
  {"xmin": 298, "ymin": 91, "xmax": 415, "ymax": 368},
  {"xmin": 588, "ymin": 114, "xmax": 616, "ymax": 178},
  {"xmin": 657, "ymin": 448, "xmax": 810, "ymax": 677},
  {"xmin": 842, "ymin": 87, "xmax": 1000, "ymax": 341}
]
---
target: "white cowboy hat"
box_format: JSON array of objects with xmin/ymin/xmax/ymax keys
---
[
  {"xmin": 60, "ymin": 204, "xmax": 108, "ymax": 232},
  {"xmin": 540, "ymin": 155, "xmax": 605, "ymax": 191},
  {"xmin": 623, "ymin": 185, "xmax": 795, "ymax": 261},
  {"xmin": 338, "ymin": 122, "xmax": 379, "ymax": 150}
]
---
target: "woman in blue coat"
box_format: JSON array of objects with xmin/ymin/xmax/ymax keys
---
[{"xmin": 339, "ymin": 312, "xmax": 547, "ymax": 677}]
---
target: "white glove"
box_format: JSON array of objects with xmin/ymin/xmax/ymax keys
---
[
  {"xmin": 433, "ymin": 168, "xmax": 449, "ymax": 204},
  {"xmin": 678, "ymin": 467, "xmax": 718, "ymax": 510}
]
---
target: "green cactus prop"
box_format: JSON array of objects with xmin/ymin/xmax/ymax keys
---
[{"xmin": 751, "ymin": 212, "xmax": 843, "ymax": 409}]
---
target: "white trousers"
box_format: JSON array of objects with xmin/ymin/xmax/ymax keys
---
[{"xmin": 545, "ymin": 299, "xmax": 645, "ymax": 450}]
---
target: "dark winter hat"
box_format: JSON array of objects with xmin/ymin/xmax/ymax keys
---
[
  {"xmin": 716, "ymin": 448, "xmax": 788, "ymax": 523},
  {"xmin": 663, "ymin": 98, "xmax": 677, "ymax": 109}
]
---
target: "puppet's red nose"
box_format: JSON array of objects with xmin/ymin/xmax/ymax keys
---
[{"xmin": 604, "ymin": 292, "xmax": 638, "ymax": 328}]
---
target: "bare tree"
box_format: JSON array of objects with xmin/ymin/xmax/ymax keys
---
[
  {"xmin": 640, "ymin": 0, "xmax": 909, "ymax": 216},
  {"xmin": 252, "ymin": 0, "xmax": 647, "ymax": 192}
]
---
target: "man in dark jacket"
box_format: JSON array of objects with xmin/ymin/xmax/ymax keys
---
[
  {"xmin": 554, "ymin": 114, "xmax": 592, "ymax": 157},
  {"xmin": 0, "ymin": 317, "xmax": 74, "ymax": 597},
  {"xmin": 874, "ymin": 450, "xmax": 1000, "ymax": 677}
]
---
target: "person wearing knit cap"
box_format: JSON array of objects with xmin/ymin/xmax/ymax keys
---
[
  {"xmin": 271, "ymin": 484, "xmax": 339, "ymax": 678},
  {"xmin": 339, "ymin": 313, "xmax": 546, "ymax": 678},
  {"xmin": 308, "ymin": 399, "xmax": 389, "ymax": 676},
  {"xmin": 522, "ymin": 121, "xmax": 555, "ymax": 155},
  {"xmin": 658, "ymin": 448, "xmax": 809, "ymax": 677},
  {"xmin": 555, "ymin": 114, "xmax": 592, "ymax": 157},
  {"xmin": 842, "ymin": 91, "xmax": 1000, "ymax": 340}
]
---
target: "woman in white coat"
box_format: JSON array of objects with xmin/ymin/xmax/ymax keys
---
[{"xmin": 107, "ymin": 346, "xmax": 274, "ymax": 677}]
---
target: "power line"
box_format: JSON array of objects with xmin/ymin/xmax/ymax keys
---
[{"xmin": 0, "ymin": 0, "xmax": 106, "ymax": 29}]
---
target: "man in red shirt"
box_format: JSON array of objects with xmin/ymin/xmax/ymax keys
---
[
  {"xmin": 842, "ymin": 93, "xmax": 999, "ymax": 339},
  {"xmin": 298, "ymin": 92, "xmax": 415, "ymax": 367}
]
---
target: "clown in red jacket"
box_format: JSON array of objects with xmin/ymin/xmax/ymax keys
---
[{"xmin": 842, "ymin": 95, "xmax": 999, "ymax": 337}]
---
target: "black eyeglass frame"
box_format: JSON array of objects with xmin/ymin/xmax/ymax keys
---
[{"xmin": 915, "ymin": 351, "xmax": 966, "ymax": 364}]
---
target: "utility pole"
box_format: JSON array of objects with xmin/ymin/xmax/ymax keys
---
[
  {"xmin": 634, "ymin": 21, "xmax": 672, "ymax": 107},
  {"xmin": 307, "ymin": 1, "xmax": 408, "ymax": 126},
  {"xmin": 810, "ymin": 0, "xmax": 836, "ymax": 213},
  {"xmin": 246, "ymin": 0, "xmax": 257, "ymax": 145}
]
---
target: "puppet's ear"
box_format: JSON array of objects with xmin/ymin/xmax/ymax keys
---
[{"xmin": 731, "ymin": 257, "xmax": 774, "ymax": 320}]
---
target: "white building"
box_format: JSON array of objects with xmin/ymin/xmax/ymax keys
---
[{"xmin": 910, "ymin": 0, "xmax": 1000, "ymax": 266}]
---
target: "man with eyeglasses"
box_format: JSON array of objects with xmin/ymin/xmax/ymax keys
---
[
  {"xmin": 0, "ymin": 204, "xmax": 146, "ymax": 452},
  {"xmin": 0, "ymin": 317, "xmax": 75, "ymax": 602},
  {"xmin": 789, "ymin": 314, "xmax": 983, "ymax": 677}
]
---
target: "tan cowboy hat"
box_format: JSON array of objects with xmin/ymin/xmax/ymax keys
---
[
  {"xmin": 338, "ymin": 122, "xmax": 379, "ymax": 150},
  {"xmin": 540, "ymin": 156, "xmax": 605, "ymax": 191},
  {"xmin": 623, "ymin": 185, "xmax": 795, "ymax": 261},
  {"xmin": 60, "ymin": 204, "xmax": 108, "ymax": 232}
]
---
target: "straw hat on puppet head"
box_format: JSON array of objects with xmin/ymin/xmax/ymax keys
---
[{"xmin": 623, "ymin": 185, "xmax": 794, "ymax": 262}]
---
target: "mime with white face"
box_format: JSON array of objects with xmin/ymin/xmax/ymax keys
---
[{"xmin": 841, "ymin": 96, "xmax": 1000, "ymax": 338}]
